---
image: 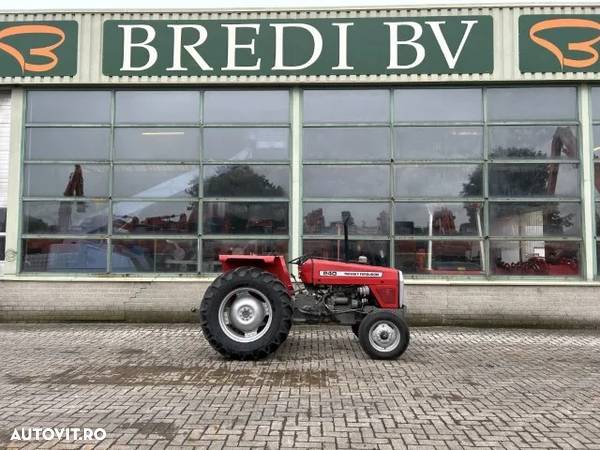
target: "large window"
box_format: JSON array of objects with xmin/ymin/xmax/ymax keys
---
[
  {"xmin": 22, "ymin": 90, "xmax": 290, "ymax": 273},
  {"xmin": 302, "ymin": 87, "xmax": 581, "ymax": 277},
  {"xmin": 592, "ymin": 87, "xmax": 600, "ymax": 275}
]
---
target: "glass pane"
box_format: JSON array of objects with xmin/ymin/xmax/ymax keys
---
[
  {"xmin": 303, "ymin": 239, "xmax": 389, "ymax": 266},
  {"xmin": 115, "ymin": 91, "xmax": 200, "ymax": 124},
  {"xmin": 489, "ymin": 164, "xmax": 579, "ymax": 197},
  {"xmin": 203, "ymin": 128, "xmax": 289, "ymax": 161},
  {"xmin": 113, "ymin": 165, "xmax": 199, "ymax": 198},
  {"xmin": 303, "ymin": 90, "xmax": 389, "ymax": 123},
  {"xmin": 27, "ymin": 91, "xmax": 111, "ymax": 124},
  {"xmin": 26, "ymin": 128, "xmax": 111, "ymax": 161},
  {"xmin": 394, "ymin": 88, "xmax": 482, "ymax": 122},
  {"xmin": 303, "ymin": 202, "xmax": 389, "ymax": 235},
  {"xmin": 491, "ymin": 203, "xmax": 580, "ymax": 237},
  {"xmin": 394, "ymin": 127, "xmax": 483, "ymax": 160},
  {"xmin": 204, "ymin": 90, "xmax": 289, "ymax": 124},
  {"xmin": 487, "ymin": 87, "xmax": 577, "ymax": 121},
  {"xmin": 0, "ymin": 237, "xmax": 4, "ymax": 261},
  {"xmin": 394, "ymin": 165, "xmax": 482, "ymax": 198},
  {"xmin": 23, "ymin": 201, "xmax": 108, "ymax": 234},
  {"xmin": 23, "ymin": 164, "xmax": 109, "ymax": 197},
  {"xmin": 114, "ymin": 128, "xmax": 200, "ymax": 161},
  {"xmin": 203, "ymin": 165, "xmax": 288, "ymax": 198},
  {"xmin": 490, "ymin": 126, "xmax": 578, "ymax": 159},
  {"xmin": 113, "ymin": 201, "xmax": 198, "ymax": 234},
  {"xmin": 394, "ymin": 203, "xmax": 482, "ymax": 236},
  {"xmin": 303, "ymin": 127, "xmax": 389, "ymax": 161},
  {"xmin": 22, "ymin": 239, "xmax": 107, "ymax": 272},
  {"xmin": 0, "ymin": 207, "xmax": 5, "ymax": 233},
  {"xmin": 592, "ymin": 87, "xmax": 600, "ymax": 121},
  {"xmin": 593, "ymin": 125, "xmax": 600, "ymax": 159},
  {"xmin": 491, "ymin": 240, "xmax": 579, "ymax": 276},
  {"xmin": 395, "ymin": 240, "xmax": 483, "ymax": 274},
  {"xmin": 203, "ymin": 202, "xmax": 288, "ymax": 235},
  {"xmin": 112, "ymin": 239, "xmax": 198, "ymax": 273},
  {"xmin": 303, "ymin": 166, "xmax": 389, "ymax": 198},
  {"xmin": 202, "ymin": 239, "xmax": 288, "ymax": 272}
]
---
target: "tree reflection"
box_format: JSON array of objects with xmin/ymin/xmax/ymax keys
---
[{"xmin": 204, "ymin": 165, "xmax": 285, "ymax": 197}]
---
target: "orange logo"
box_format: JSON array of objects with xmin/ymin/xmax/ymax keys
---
[
  {"xmin": 0, "ymin": 24, "xmax": 65, "ymax": 73},
  {"xmin": 529, "ymin": 18, "xmax": 600, "ymax": 69}
]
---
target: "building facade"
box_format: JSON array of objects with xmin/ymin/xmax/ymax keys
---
[{"xmin": 0, "ymin": 5, "xmax": 599, "ymax": 325}]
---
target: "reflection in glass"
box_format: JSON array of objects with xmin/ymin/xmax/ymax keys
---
[
  {"xmin": 113, "ymin": 201, "xmax": 198, "ymax": 234},
  {"xmin": 394, "ymin": 240, "xmax": 483, "ymax": 274},
  {"xmin": 489, "ymin": 164, "xmax": 579, "ymax": 197},
  {"xmin": 26, "ymin": 128, "xmax": 111, "ymax": 161},
  {"xmin": 491, "ymin": 203, "xmax": 580, "ymax": 237},
  {"xmin": 114, "ymin": 128, "xmax": 200, "ymax": 161},
  {"xmin": 394, "ymin": 127, "xmax": 483, "ymax": 160},
  {"xmin": 112, "ymin": 239, "xmax": 198, "ymax": 273},
  {"xmin": 115, "ymin": 91, "xmax": 200, "ymax": 124},
  {"xmin": 303, "ymin": 127, "xmax": 389, "ymax": 161},
  {"xmin": 203, "ymin": 165, "xmax": 288, "ymax": 197},
  {"xmin": 490, "ymin": 126, "xmax": 578, "ymax": 159},
  {"xmin": 113, "ymin": 165, "xmax": 199, "ymax": 198},
  {"xmin": 303, "ymin": 90, "xmax": 389, "ymax": 123},
  {"xmin": 303, "ymin": 239, "xmax": 389, "ymax": 266},
  {"xmin": 27, "ymin": 91, "xmax": 111, "ymax": 124},
  {"xmin": 487, "ymin": 87, "xmax": 577, "ymax": 121},
  {"xmin": 394, "ymin": 165, "xmax": 482, "ymax": 198},
  {"xmin": 203, "ymin": 202, "xmax": 288, "ymax": 234},
  {"xmin": 0, "ymin": 207, "xmax": 6, "ymax": 233},
  {"xmin": 303, "ymin": 202, "xmax": 389, "ymax": 235},
  {"xmin": 22, "ymin": 239, "xmax": 107, "ymax": 272},
  {"xmin": 593, "ymin": 87, "xmax": 600, "ymax": 121},
  {"xmin": 0, "ymin": 237, "xmax": 4, "ymax": 261},
  {"xmin": 303, "ymin": 166, "xmax": 389, "ymax": 198},
  {"xmin": 24, "ymin": 164, "xmax": 109, "ymax": 197},
  {"xmin": 491, "ymin": 240, "xmax": 579, "ymax": 276},
  {"xmin": 23, "ymin": 201, "xmax": 108, "ymax": 234},
  {"xmin": 593, "ymin": 125, "xmax": 600, "ymax": 158},
  {"xmin": 394, "ymin": 88, "xmax": 482, "ymax": 122},
  {"xmin": 204, "ymin": 90, "xmax": 289, "ymax": 124},
  {"xmin": 203, "ymin": 128, "xmax": 289, "ymax": 161},
  {"xmin": 394, "ymin": 203, "xmax": 482, "ymax": 236},
  {"xmin": 202, "ymin": 239, "xmax": 288, "ymax": 272}
]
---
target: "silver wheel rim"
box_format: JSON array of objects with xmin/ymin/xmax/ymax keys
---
[
  {"xmin": 368, "ymin": 320, "xmax": 401, "ymax": 353},
  {"xmin": 218, "ymin": 287, "xmax": 273, "ymax": 343}
]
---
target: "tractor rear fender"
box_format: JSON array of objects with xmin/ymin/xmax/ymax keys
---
[{"xmin": 218, "ymin": 255, "xmax": 294, "ymax": 294}]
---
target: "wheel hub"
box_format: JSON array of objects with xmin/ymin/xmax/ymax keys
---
[
  {"xmin": 229, "ymin": 295, "xmax": 266, "ymax": 332},
  {"xmin": 370, "ymin": 322, "xmax": 399, "ymax": 351}
]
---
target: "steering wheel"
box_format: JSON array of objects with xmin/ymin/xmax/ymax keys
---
[{"xmin": 288, "ymin": 255, "xmax": 310, "ymax": 265}]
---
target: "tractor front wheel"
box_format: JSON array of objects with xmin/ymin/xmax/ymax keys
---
[
  {"xmin": 200, "ymin": 267, "xmax": 293, "ymax": 360},
  {"xmin": 358, "ymin": 310, "xmax": 410, "ymax": 359}
]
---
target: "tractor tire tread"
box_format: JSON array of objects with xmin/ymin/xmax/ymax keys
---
[{"xmin": 200, "ymin": 266, "xmax": 293, "ymax": 360}]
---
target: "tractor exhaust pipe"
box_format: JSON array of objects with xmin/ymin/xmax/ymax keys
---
[{"xmin": 343, "ymin": 216, "xmax": 350, "ymax": 262}]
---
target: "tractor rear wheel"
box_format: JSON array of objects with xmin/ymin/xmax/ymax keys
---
[
  {"xmin": 358, "ymin": 310, "xmax": 409, "ymax": 359},
  {"xmin": 200, "ymin": 266, "xmax": 293, "ymax": 360}
]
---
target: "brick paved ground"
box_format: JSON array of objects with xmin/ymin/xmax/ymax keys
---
[{"xmin": 0, "ymin": 324, "xmax": 599, "ymax": 449}]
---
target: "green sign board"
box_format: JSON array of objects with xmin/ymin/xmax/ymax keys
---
[
  {"xmin": 103, "ymin": 16, "xmax": 493, "ymax": 77},
  {"xmin": 0, "ymin": 21, "xmax": 78, "ymax": 77},
  {"xmin": 520, "ymin": 15, "xmax": 600, "ymax": 73}
]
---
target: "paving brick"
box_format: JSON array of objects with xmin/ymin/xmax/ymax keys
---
[{"xmin": 0, "ymin": 325, "xmax": 598, "ymax": 449}]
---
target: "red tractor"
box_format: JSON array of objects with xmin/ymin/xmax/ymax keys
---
[{"xmin": 198, "ymin": 227, "xmax": 409, "ymax": 360}]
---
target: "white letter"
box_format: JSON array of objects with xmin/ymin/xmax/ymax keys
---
[
  {"xmin": 72, "ymin": 428, "xmax": 80, "ymax": 440},
  {"xmin": 54, "ymin": 428, "xmax": 65, "ymax": 439},
  {"xmin": 167, "ymin": 24, "xmax": 213, "ymax": 71},
  {"xmin": 83, "ymin": 429, "xmax": 93, "ymax": 440},
  {"xmin": 271, "ymin": 23, "xmax": 323, "ymax": 70},
  {"xmin": 332, "ymin": 22, "xmax": 354, "ymax": 70},
  {"xmin": 119, "ymin": 25, "xmax": 157, "ymax": 71},
  {"xmin": 94, "ymin": 429, "xmax": 107, "ymax": 441},
  {"xmin": 42, "ymin": 429, "xmax": 54, "ymax": 441},
  {"xmin": 384, "ymin": 22, "xmax": 425, "ymax": 69},
  {"xmin": 10, "ymin": 429, "xmax": 21, "ymax": 441},
  {"xmin": 221, "ymin": 24, "xmax": 261, "ymax": 71},
  {"xmin": 426, "ymin": 20, "xmax": 477, "ymax": 69}
]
